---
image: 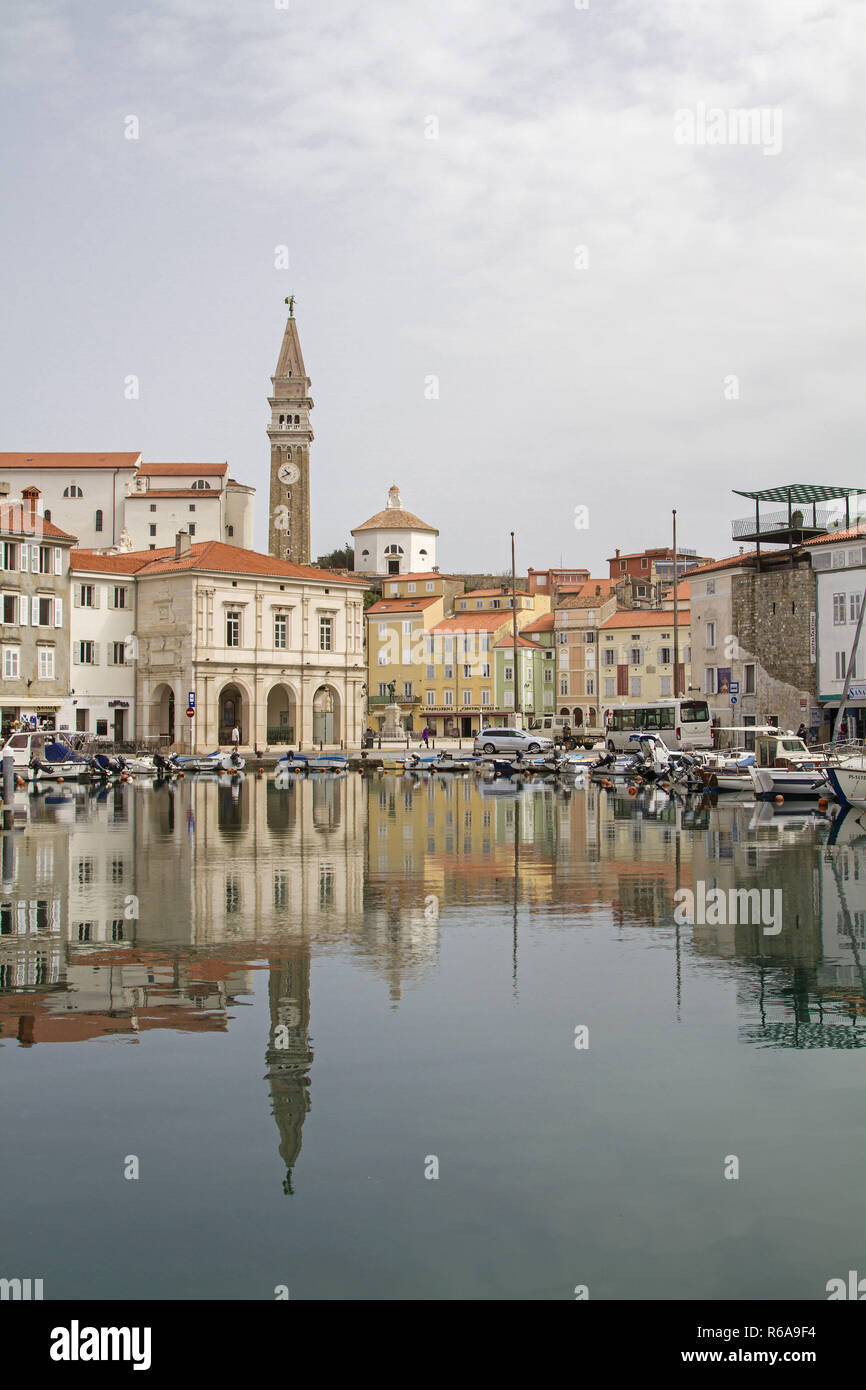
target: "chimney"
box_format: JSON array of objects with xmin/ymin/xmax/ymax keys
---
[
  {"xmin": 615, "ymin": 548, "xmax": 620, "ymax": 558},
  {"xmin": 175, "ymin": 529, "xmax": 191, "ymax": 559},
  {"xmin": 22, "ymin": 486, "xmax": 40, "ymax": 521}
]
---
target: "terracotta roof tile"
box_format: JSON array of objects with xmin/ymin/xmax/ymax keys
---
[
  {"xmin": 139, "ymin": 462, "xmax": 228, "ymax": 476},
  {"xmin": 73, "ymin": 542, "xmax": 363, "ymax": 584},
  {"xmin": 493, "ymin": 633, "xmax": 542, "ymax": 649},
  {"xmin": 803, "ymin": 521, "xmax": 866, "ymax": 547},
  {"xmin": 521, "ymin": 612, "xmax": 555, "ymax": 632},
  {"xmin": 352, "ymin": 507, "xmax": 438, "ymax": 534},
  {"xmin": 0, "ymin": 452, "xmax": 140, "ymax": 470},
  {"xmin": 366, "ymin": 596, "xmax": 441, "ymax": 614},
  {"xmin": 600, "ymin": 609, "xmax": 690, "ymax": 629},
  {"xmin": 0, "ymin": 505, "xmax": 77, "ymax": 541}
]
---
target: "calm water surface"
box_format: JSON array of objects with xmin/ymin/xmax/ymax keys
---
[{"xmin": 1, "ymin": 773, "xmax": 864, "ymax": 1300}]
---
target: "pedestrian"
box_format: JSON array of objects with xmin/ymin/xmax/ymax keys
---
[
  {"xmin": 231, "ymin": 725, "xmax": 240, "ymax": 750},
  {"xmin": 421, "ymin": 724, "xmax": 430, "ymax": 748},
  {"xmin": 796, "ymin": 723, "xmax": 808, "ymax": 742}
]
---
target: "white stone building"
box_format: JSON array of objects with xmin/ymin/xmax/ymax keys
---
[
  {"xmin": 351, "ymin": 485, "xmax": 438, "ymax": 576},
  {"xmin": 0, "ymin": 453, "xmax": 255, "ymax": 553},
  {"xmin": 62, "ymin": 553, "xmax": 138, "ymax": 743},
  {"xmin": 68, "ymin": 533, "xmax": 367, "ymax": 751}
]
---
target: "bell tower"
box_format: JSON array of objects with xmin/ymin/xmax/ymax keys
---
[{"xmin": 268, "ymin": 296, "xmax": 313, "ymax": 564}]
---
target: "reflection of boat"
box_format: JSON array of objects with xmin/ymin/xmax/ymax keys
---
[
  {"xmin": 478, "ymin": 777, "xmax": 526, "ymax": 797},
  {"xmin": 827, "ymin": 805, "xmax": 866, "ymax": 845},
  {"xmin": 826, "ymin": 755, "xmax": 866, "ymax": 810}
]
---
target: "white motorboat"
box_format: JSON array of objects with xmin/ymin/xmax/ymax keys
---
[
  {"xmin": 275, "ymin": 751, "xmax": 310, "ymax": 774},
  {"xmin": 307, "ymin": 754, "xmax": 349, "ymax": 773},
  {"xmin": 747, "ymin": 731, "xmax": 829, "ymax": 800},
  {"xmin": 170, "ymin": 750, "xmax": 246, "ymax": 774},
  {"xmin": 826, "ymin": 754, "xmax": 866, "ymax": 810}
]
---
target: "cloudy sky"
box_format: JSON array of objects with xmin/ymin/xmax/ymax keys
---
[{"xmin": 2, "ymin": 0, "xmax": 863, "ymax": 573}]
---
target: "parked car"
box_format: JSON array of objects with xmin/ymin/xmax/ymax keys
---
[{"xmin": 473, "ymin": 727, "xmax": 554, "ymax": 754}]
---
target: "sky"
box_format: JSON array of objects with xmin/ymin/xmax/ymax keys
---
[{"xmin": 1, "ymin": 0, "xmax": 864, "ymax": 574}]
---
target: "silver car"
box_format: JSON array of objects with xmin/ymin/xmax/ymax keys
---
[{"xmin": 473, "ymin": 727, "xmax": 555, "ymax": 755}]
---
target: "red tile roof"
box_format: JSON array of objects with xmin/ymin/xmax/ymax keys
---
[
  {"xmin": 352, "ymin": 507, "xmax": 438, "ymax": 534},
  {"xmin": 0, "ymin": 505, "xmax": 77, "ymax": 541},
  {"xmin": 803, "ymin": 521, "xmax": 866, "ymax": 547},
  {"xmin": 660, "ymin": 581, "xmax": 691, "ymax": 600},
  {"xmin": 686, "ymin": 553, "xmax": 756, "ymax": 576},
  {"xmin": 126, "ymin": 488, "xmax": 221, "ymax": 500},
  {"xmin": 366, "ymin": 596, "xmax": 441, "ymax": 614},
  {"xmin": 72, "ymin": 542, "xmax": 363, "ymax": 584},
  {"xmin": 70, "ymin": 549, "xmax": 167, "ymax": 574},
  {"xmin": 462, "ymin": 588, "xmax": 505, "ymax": 597},
  {"xmin": 521, "ymin": 612, "xmax": 555, "ymax": 632},
  {"xmin": 431, "ymin": 612, "xmax": 514, "ymax": 632},
  {"xmin": 601, "ymin": 609, "xmax": 690, "ymax": 629},
  {"xmin": 493, "ymin": 633, "xmax": 542, "ymax": 649},
  {"xmin": 139, "ymin": 462, "xmax": 228, "ymax": 476},
  {"xmin": 0, "ymin": 452, "xmax": 141, "ymax": 469}
]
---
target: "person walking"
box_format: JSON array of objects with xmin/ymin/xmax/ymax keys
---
[
  {"xmin": 421, "ymin": 725, "xmax": 430, "ymax": 748},
  {"xmin": 231, "ymin": 725, "xmax": 240, "ymax": 750}
]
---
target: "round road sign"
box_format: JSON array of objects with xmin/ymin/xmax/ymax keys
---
[{"xmin": 186, "ymin": 708, "xmax": 195, "ymax": 718}]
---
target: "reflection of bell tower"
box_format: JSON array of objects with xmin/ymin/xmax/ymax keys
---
[
  {"xmin": 264, "ymin": 947, "xmax": 313, "ymax": 1194},
  {"xmin": 267, "ymin": 299, "xmax": 313, "ymax": 564}
]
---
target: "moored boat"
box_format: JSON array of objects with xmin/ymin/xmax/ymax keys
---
[{"xmin": 826, "ymin": 754, "xmax": 866, "ymax": 810}]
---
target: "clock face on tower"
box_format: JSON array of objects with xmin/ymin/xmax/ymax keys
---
[{"xmin": 277, "ymin": 460, "xmax": 300, "ymax": 485}]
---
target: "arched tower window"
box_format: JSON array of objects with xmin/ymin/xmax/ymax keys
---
[
  {"xmin": 191, "ymin": 480, "xmax": 211, "ymax": 491},
  {"xmin": 62, "ymin": 484, "xmax": 83, "ymax": 498},
  {"xmin": 95, "ymin": 509, "xmax": 103, "ymax": 533}
]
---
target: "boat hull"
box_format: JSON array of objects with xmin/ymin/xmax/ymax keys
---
[{"xmin": 827, "ymin": 763, "xmax": 866, "ymax": 810}]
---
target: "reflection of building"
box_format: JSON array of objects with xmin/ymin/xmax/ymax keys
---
[{"xmin": 265, "ymin": 949, "xmax": 313, "ymax": 1194}]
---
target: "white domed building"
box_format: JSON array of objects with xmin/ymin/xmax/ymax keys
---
[{"xmin": 351, "ymin": 485, "xmax": 438, "ymax": 577}]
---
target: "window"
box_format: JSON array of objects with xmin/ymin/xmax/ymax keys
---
[
  {"xmin": 191, "ymin": 479, "xmax": 212, "ymax": 490},
  {"xmin": 481, "ymin": 690, "xmax": 491, "ymax": 705},
  {"xmin": 706, "ymin": 622, "xmax": 716, "ymax": 648},
  {"xmin": 37, "ymin": 546, "xmax": 51, "ymax": 573},
  {"xmin": 37, "ymin": 597, "xmax": 52, "ymax": 626},
  {"xmin": 544, "ymin": 667, "xmax": 553, "ymax": 682},
  {"xmin": 274, "ymin": 613, "xmax": 288, "ymax": 648},
  {"xmin": 504, "ymin": 665, "xmax": 513, "ymax": 681},
  {"xmin": 226, "ymin": 611, "xmax": 241, "ymax": 647},
  {"xmin": 628, "ymin": 647, "xmax": 641, "ymax": 665},
  {"xmin": 630, "ymin": 677, "xmax": 641, "ymax": 696},
  {"xmin": 227, "ymin": 526, "xmax": 234, "ymax": 537},
  {"xmin": 462, "ymin": 664, "xmax": 472, "ymax": 678},
  {"xmin": 559, "ymin": 677, "xmax": 568, "ymax": 695},
  {"xmin": 833, "ymin": 593, "xmax": 846, "ymax": 624},
  {"xmin": 2, "ymin": 594, "xmax": 15, "ymax": 623},
  {"xmin": 149, "ymin": 524, "xmax": 157, "ymax": 537},
  {"xmin": 95, "ymin": 510, "xmax": 103, "ymax": 533},
  {"xmin": 583, "ymin": 630, "xmax": 595, "ymax": 644},
  {"xmin": 150, "ymin": 504, "xmax": 157, "ymax": 512},
  {"xmin": 96, "ymin": 720, "xmax": 108, "ymax": 737},
  {"xmin": 640, "ymin": 557, "xmax": 649, "ymax": 569},
  {"xmin": 744, "ymin": 663, "xmax": 756, "ymax": 694},
  {"xmin": 659, "ymin": 675, "xmax": 672, "ymax": 696},
  {"xmin": 476, "ymin": 599, "xmax": 484, "ymax": 610},
  {"xmin": 443, "ymin": 690, "xmax": 453, "ymax": 706},
  {"xmin": 79, "ymin": 584, "xmax": 95, "ymax": 608},
  {"xmin": 586, "ymin": 676, "xmax": 595, "ymax": 695},
  {"xmin": 426, "ymin": 690, "xmax": 436, "ymax": 706},
  {"xmin": 835, "ymin": 651, "xmax": 850, "ymax": 680},
  {"xmin": 503, "ymin": 691, "xmax": 514, "ymax": 707},
  {"xmin": 111, "ymin": 586, "xmax": 128, "ymax": 609},
  {"xmin": 407, "ymin": 582, "xmax": 416, "ymax": 593},
  {"xmin": 706, "ymin": 579, "xmax": 715, "ymax": 594},
  {"xmin": 658, "ymin": 647, "xmax": 672, "ymax": 665},
  {"xmin": 704, "ymin": 667, "xmax": 717, "ymax": 694},
  {"xmin": 491, "ymin": 599, "xmax": 501, "ymax": 609},
  {"xmin": 620, "ymin": 560, "xmax": 626, "ymax": 572},
  {"xmin": 319, "ymin": 616, "xmax": 333, "ymax": 651},
  {"xmin": 602, "ymin": 648, "xmax": 617, "ymax": 666},
  {"xmin": 1, "ymin": 543, "xmax": 16, "ymax": 571},
  {"xmin": 443, "ymin": 664, "xmax": 453, "ymax": 680},
  {"xmin": 189, "ymin": 524, "xmax": 196, "ymax": 537},
  {"xmin": 850, "ymin": 593, "xmax": 862, "ymax": 623},
  {"xmin": 425, "ymin": 664, "xmax": 435, "ymax": 679},
  {"xmin": 76, "ymin": 641, "xmax": 96, "ymax": 665},
  {"xmin": 403, "ymin": 681, "xmax": 413, "ymax": 700},
  {"xmin": 462, "ymin": 690, "xmax": 472, "ymax": 705},
  {"xmin": 37, "ymin": 646, "xmax": 55, "ymax": 680},
  {"xmin": 189, "ymin": 504, "xmax": 196, "ymax": 512},
  {"xmin": 603, "ymin": 677, "xmax": 616, "ymax": 698},
  {"xmin": 459, "ymin": 600, "xmax": 467, "ymax": 610},
  {"xmin": 109, "ymin": 641, "xmax": 127, "ymax": 665},
  {"xmin": 3, "ymin": 647, "xmax": 20, "ymax": 679},
  {"xmin": 426, "ymin": 581, "xmax": 434, "ymax": 592},
  {"xmin": 62, "ymin": 485, "xmax": 83, "ymax": 498},
  {"xmin": 44, "ymin": 510, "xmax": 51, "ymax": 522}
]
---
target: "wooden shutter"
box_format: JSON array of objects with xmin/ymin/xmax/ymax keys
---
[
  {"xmin": 54, "ymin": 597, "xmax": 63, "ymax": 628},
  {"xmin": 54, "ymin": 547, "xmax": 62, "ymax": 575},
  {"xmin": 617, "ymin": 665, "xmax": 628, "ymax": 696}
]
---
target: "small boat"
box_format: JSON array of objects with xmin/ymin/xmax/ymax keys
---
[
  {"xmin": 307, "ymin": 754, "xmax": 349, "ymax": 773},
  {"xmin": 275, "ymin": 750, "xmax": 310, "ymax": 774},
  {"xmin": 747, "ymin": 731, "xmax": 829, "ymax": 800},
  {"xmin": 401, "ymin": 753, "xmax": 440, "ymax": 772},
  {"xmin": 170, "ymin": 750, "xmax": 246, "ymax": 774},
  {"xmin": 432, "ymin": 753, "xmax": 483, "ymax": 774},
  {"xmin": 31, "ymin": 740, "xmax": 94, "ymax": 782}
]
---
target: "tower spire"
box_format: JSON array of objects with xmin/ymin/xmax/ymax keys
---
[{"xmin": 268, "ymin": 303, "xmax": 313, "ymax": 563}]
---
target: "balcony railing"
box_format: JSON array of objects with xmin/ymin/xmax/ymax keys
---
[{"xmin": 732, "ymin": 507, "xmax": 838, "ymax": 540}]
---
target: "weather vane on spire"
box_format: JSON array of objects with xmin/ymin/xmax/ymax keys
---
[{"xmin": 284, "ymin": 294, "xmax": 295, "ymax": 318}]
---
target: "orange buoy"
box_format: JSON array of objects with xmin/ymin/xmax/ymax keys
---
[
  {"xmin": 774, "ymin": 794, "xmax": 784, "ymax": 804},
  {"xmin": 257, "ymin": 767, "xmax": 264, "ymax": 777},
  {"xmin": 178, "ymin": 770, "xmax": 185, "ymax": 778},
  {"xmin": 818, "ymin": 797, "xmax": 828, "ymax": 811},
  {"xmin": 629, "ymin": 785, "xmax": 638, "ymax": 796},
  {"xmin": 57, "ymin": 777, "xmax": 64, "ymax": 784}
]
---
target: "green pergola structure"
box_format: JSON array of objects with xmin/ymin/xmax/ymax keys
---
[{"xmin": 732, "ymin": 484, "xmax": 864, "ymax": 568}]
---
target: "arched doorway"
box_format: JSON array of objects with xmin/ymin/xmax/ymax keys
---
[
  {"xmin": 572, "ymin": 708, "xmax": 584, "ymax": 727},
  {"xmin": 266, "ymin": 684, "xmax": 297, "ymax": 745},
  {"xmin": 312, "ymin": 685, "xmax": 341, "ymax": 745},
  {"xmin": 152, "ymin": 684, "xmax": 175, "ymax": 744},
  {"xmin": 218, "ymin": 683, "xmax": 245, "ymax": 745}
]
